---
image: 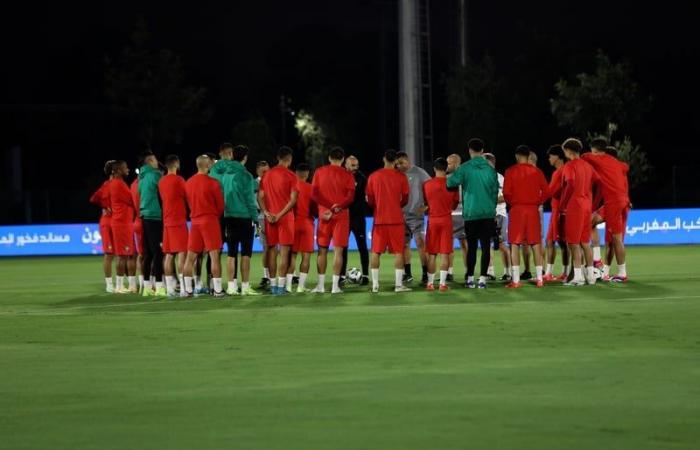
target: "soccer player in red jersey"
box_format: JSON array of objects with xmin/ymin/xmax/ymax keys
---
[
  {"xmin": 158, "ymin": 155, "xmax": 188, "ymax": 297},
  {"xmin": 311, "ymin": 147, "xmax": 356, "ymax": 294},
  {"xmin": 543, "ymin": 145, "xmax": 570, "ymax": 281},
  {"xmin": 182, "ymin": 155, "xmax": 225, "ymax": 297},
  {"xmin": 258, "ymin": 146, "xmax": 299, "ymax": 295},
  {"xmin": 90, "ymin": 160, "xmax": 116, "ymax": 292},
  {"xmin": 582, "ymin": 139, "xmax": 630, "ymax": 282},
  {"xmin": 559, "ymin": 138, "xmax": 600, "ymax": 286},
  {"xmin": 108, "ymin": 161, "xmax": 138, "ymax": 293},
  {"xmin": 365, "ymin": 149, "xmax": 411, "ymax": 293},
  {"xmin": 503, "ymin": 145, "xmax": 550, "ymax": 288},
  {"xmin": 423, "ymin": 157, "xmax": 460, "ymax": 291},
  {"xmin": 286, "ymin": 163, "xmax": 316, "ymax": 293},
  {"xmin": 129, "ymin": 173, "xmax": 144, "ymax": 292}
]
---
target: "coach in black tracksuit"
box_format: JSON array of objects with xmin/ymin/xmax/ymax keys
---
[{"xmin": 341, "ymin": 155, "xmax": 370, "ymax": 285}]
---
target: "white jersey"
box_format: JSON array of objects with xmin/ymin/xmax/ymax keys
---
[
  {"xmin": 496, "ymin": 172, "xmax": 507, "ymax": 217},
  {"xmin": 447, "ymin": 172, "xmax": 463, "ymax": 217}
]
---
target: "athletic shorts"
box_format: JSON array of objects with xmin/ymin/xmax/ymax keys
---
[
  {"xmin": 111, "ymin": 222, "xmax": 135, "ymax": 256},
  {"xmin": 163, "ymin": 224, "xmax": 188, "ymax": 254},
  {"xmin": 265, "ymin": 213, "xmax": 294, "ymax": 247},
  {"xmin": 601, "ymin": 201, "xmax": 629, "ymax": 236},
  {"xmin": 293, "ymin": 218, "xmax": 315, "ymax": 253},
  {"xmin": 426, "ymin": 216, "xmax": 454, "ymax": 255},
  {"xmin": 404, "ymin": 214, "xmax": 425, "ymax": 244},
  {"xmin": 452, "ymin": 214, "xmax": 466, "ymax": 240},
  {"xmin": 464, "ymin": 218, "xmax": 495, "ymax": 242},
  {"xmin": 563, "ymin": 209, "xmax": 591, "ymax": 245},
  {"xmin": 547, "ymin": 208, "xmax": 563, "ymax": 242},
  {"xmin": 224, "ymin": 217, "xmax": 255, "ymax": 258},
  {"xmin": 493, "ymin": 214, "xmax": 508, "ymax": 250},
  {"xmin": 188, "ymin": 218, "xmax": 222, "ymax": 253},
  {"xmin": 133, "ymin": 217, "xmax": 144, "ymax": 255},
  {"xmin": 317, "ymin": 213, "xmax": 349, "ymax": 248},
  {"xmin": 99, "ymin": 217, "xmax": 114, "ymax": 255},
  {"xmin": 508, "ymin": 205, "xmax": 541, "ymax": 245},
  {"xmin": 371, "ymin": 223, "xmax": 404, "ymax": 254}
]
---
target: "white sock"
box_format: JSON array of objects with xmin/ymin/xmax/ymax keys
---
[
  {"xmin": 536, "ymin": 265, "xmax": 543, "ymax": 281},
  {"xmin": 332, "ymin": 275, "xmax": 340, "ymax": 291},
  {"xmin": 116, "ymin": 276, "xmax": 124, "ymax": 290},
  {"xmin": 593, "ymin": 246, "xmax": 601, "ymax": 261},
  {"xmin": 395, "ymin": 269, "xmax": 404, "ymax": 287},
  {"xmin": 602, "ymin": 265, "xmax": 610, "ymax": 277},
  {"xmin": 467, "ymin": 276, "xmax": 474, "ymax": 284},
  {"xmin": 194, "ymin": 276, "xmax": 202, "ymax": 290},
  {"xmin": 487, "ymin": 265, "xmax": 494, "ymax": 276},
  {"xmin": 574, "ymin": 267, "xmax": 583, "ymax": 281},
  {"xmin": 299, "ymin": 273, "xmax": 308, "ymax": 289},
  {"xmin": 317, "ymin": 274, "xmax": 325, "ymax": 290},
  {"xmin": 448, "ymin": 267, "xmax": 454, "ymax": 275},
  {"xmin": 439, "ymin": 270, "xmax": 448, "ymax": 285},
  {"xmin": 278, "ymin": 277, "xmax": 286, "ymax": 288},
  {"xmin": 478, "ymin": 276, "xmax": 486, "ymax": 285},
  {"xmin": 286, "ymin": 274, "xmax": 294, "ymax": 287},
  {"xmin": 213, "ymin": 278, "xmax": 222, "ymax": 293},
  {"xmin": 155, "ymin": 281, "xmax": 163, "ymax": 291},
  {"xmin": 128, "ymin": 276, "xmax": 136, "ymax": 290},
  {"xmin": 184, "ymin": 276, "xmax": 193, "ymax": 293},
  {"xmin": 427, "ymin": 273, "xmax": 435, "ymax": 285},
  {"xmin": 138, "ymin": 275, "xmax": 144, "ymax": 288},
  {"xmin": 263, "ymin": 268, "xmax": 270, "ymax": 279},
  {"xmin": 242, "ymin": 281, "xmax": 250, "ymax": 291},
  {"xmin": 511, "ymin": 266, "xmax": 520, "ymax": 283},
  {"xmin": 586, "ymin": 266, "xmax": 595, "ymax": 282},
  {"xmin": 371, "ymin": 268, "xmax": 380, "ymax": 288},
  {"xmin": 165, "ymin": 276, "xmax": 175, "ymax": 294},
  {"xmin": 105, "ymin": 277, "xmax": 113, "ymax": 289},
  {"xmin": 618, "ymin": 263, "xmax": 627, "ymax": 277},
  {"xmin": 545, "ymin": 264, "xmax": 554, "ymax": 276},
  {"xmin": 229, "ymin": 279, "xmax": 238, "ymax": 292},
  {"xmin": 270, "ymin": 278, "xmax": 278, "ymax": 287},
  {"xmin": 178, "ymin": 274, "xmax": 184, "ymax": 288}
]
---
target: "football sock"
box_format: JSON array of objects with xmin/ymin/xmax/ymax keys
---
[
  {"xmin": 332, "ymin": 275, "xmax": 340, "ymax": 291},
  {"xmin": 427, "ymin": 273, "xmax": 435, "ymax": 285},
  {"xmin": 213, "ymin": 278, "xmax": 222, "ymax": 293},
  {"xmin": 545, "ymin": 264, "xmax": 554, "ymax": 276},
  {"xmin": 395, "ymin": 269, "xmax": 404, "ymax": 287},
  {"xmin": 105, "ymin": 277, "xmax": 113, "ymax": 290},
  {"xmin": 439, "ymin": 270, "xmax": 448, "ymax": 285},
  {"xmin": 593, "ymin": 246, "xmax": 601, "ymax": 261},
  {"xmin": 371, "ymin": 269, "xmax": 380, "ymax": 289},
  {"xmin": 618, "ymin": 263, "xmax": 627, "ymax": 277},
  {"xmin": 299, "ymin": 273, "xmax": 308, "ymax": 289},
  {"xmin": 536, "ymin": 265, "xmax": 543, "ymax": 281},
  {"xmin": 184, "ymin": 276, "xmax": 193, "ymax": 293},
  {"xmin": 511, "ymin": 266, "xmax": 520, "ymax": 283}
]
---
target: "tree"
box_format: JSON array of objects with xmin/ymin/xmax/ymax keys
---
[
  {"xmin": 105, "ymin": 18, "xmax": 211, "ymax": 148},
  {"xmin": 445, "ymin": 55, "xmax": 506, "ymax": 153},
  {"xmin": 232, "ymin": 117, "xmax": 276, "ymax": 168},
  {"xmin": 294, "ymin": 110, "xmax": 327, "ymax": 169},
  {"xmin": 588, "ymin": 123, "xmax": 652, "ymax": 189}
]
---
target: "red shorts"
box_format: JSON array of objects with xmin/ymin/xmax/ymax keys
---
[
  {"xmin": 133, "ymin": 218, "xmax": 144, "ymax": 255},
  {"xmin": 602, "ymin": 201, "xmax": 629, "ymax": 236},
  {"xmin": 508, "ymin": 205, "xmax": 542, "ymax": 245},
  {"xmin": 266, "ymin": 213, "xmax": 295, "ymax": 247},
  {"xmin": 317, "ymin": 213, "xmax": 349, "ymax": 248},
  {"xmin": 563, "ymin": 209, "xmax": 591, "ymax": 245},
  {"xmin": 163, "ymin": 224, "xmax": 188, "ymax": 254},
  {"xmin": 425, "ymin": 216, "xmax": 454, "ymax": 255},
  {"xmin": 111, "ymin": 222, "xmax": 135, "ymax": 256},
  {"xmin": 546, "ymin": 208, "xmax": 562, "ymax": 242},
  {"xmin": 99, "ymin": 217, "xmax": 114, "ymax": 254},
  {"xmin": 371, "ymin": 223, "xmax": 404, "ymax": 254},
  {"xmin": 293, "ymin": 219, "xmax": 315, "ymax": 253},
  {"xmin": 188, "ymin": 218, "xmax": 222, "ymax": 253}
]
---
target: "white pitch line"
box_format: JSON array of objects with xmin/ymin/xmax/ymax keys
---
[{"xmin": 1, "ymin": 294, "xmax": 700, "ymax": 316}]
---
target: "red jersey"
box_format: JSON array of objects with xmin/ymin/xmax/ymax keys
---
[
  {"xmin": 423, "ymin": 177, "xmax": 459, "ymax": 219},
  {"xmin": 503, "ymin": 163, "xmax": 550, "ymax": 207},
  {"xmin": 259, "ymin": 165, "xmax": 298, "ymax": 215},
  {"xmin": 560, "ymin": 158, "xmax": 599, "ymax": 213},
  {"xmin": 311, "ymin": 164, "xmax": 355, "ymax": 217},
  {"xmin": 130, "ymin": 179, "xmax": 140, "ymax": 219},
  {"xmin": 294, "ymin": 179, "xmax": 315, "ymax": 223},
  {"xmin": 548, "ymin": 165, "xmax": 565, "ymax": 212},
  {"xmin": 90, "ymin": 180, "xmax": 112, "ymax": 217},
  {"xmin": 186, "ymin": 173, "xmax": 224, "ymax": 223},
  {"xmin": 109, "ymin": 178, "xmax": 135, "ymax": 224},
  {"xmin": 366, "ymin": 168, "xmax": 409, "ymax": 225},
  {"xmin": 581, "ymin": 153, "xmax": 629, "ymax": 204},
  {"xmin": 158, "ymin": 174, "xmax": 188, "ymax": 226}
]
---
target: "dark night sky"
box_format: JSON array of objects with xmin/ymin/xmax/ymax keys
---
[{"xmin": 1, "ymin": 1, "xmax": 699, "ymax": 222}]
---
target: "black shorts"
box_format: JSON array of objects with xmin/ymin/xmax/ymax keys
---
[
  {"xmin": 464, "ymin": 218, "xmax": 495, "ymax": 242},
  {"xmin": 224, "ymin": 217, "xmax": 255, "ymax": 257}
]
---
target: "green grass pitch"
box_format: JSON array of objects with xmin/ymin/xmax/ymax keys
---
[{"xmin": 1, "ymin": 246, "xmax": 700, "ymax": 450}]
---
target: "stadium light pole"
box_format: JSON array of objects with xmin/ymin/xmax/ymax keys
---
[{"xmin": 398, "ymin": 0, "xmax": 420, "ymax": 164}]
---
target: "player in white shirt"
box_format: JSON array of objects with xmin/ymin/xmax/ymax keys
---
[{"xmin": 484, "ymin": 153, "xmax": 511, "ymax": 280}]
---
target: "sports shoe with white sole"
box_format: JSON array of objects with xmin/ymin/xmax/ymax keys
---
[
  {"xmin": 310, "ymin": 286, "xmax": 325, "ymax": 294},
  {"xmin": 563, "ymin": 279, "xmax": 586, "ymax": 286},
  {"xmin": 241, "ymin": 287, "xmax": 262, "ymax": 296},
  {"xmin": 394, "ymin": 285, "xmax": 412, "ymax": 293},
  {"xmin": 331, "ymin": 288, "xmax": 343, "ymax": 294}
]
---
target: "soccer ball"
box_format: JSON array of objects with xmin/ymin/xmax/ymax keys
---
[
  {"xmin": 346, "ymin": 267, "xmax": 363, "ymax": 284},
  {"xmin": 592, "ymin": 267, "xmax": 602, "ymax": 280}
]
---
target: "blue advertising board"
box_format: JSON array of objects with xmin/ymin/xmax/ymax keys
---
[{"xmin": 1, "ymin": 208, "xmax": 699, "ymax": 256}]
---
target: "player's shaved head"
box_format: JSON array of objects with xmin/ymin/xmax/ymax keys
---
[
  {"xmin": 196, "ymin": 154, "xmax": 212, "ymax": 172},
  {"xmin": 562, "ymin": 138, "xmax": 583, "ymax": 153},
  {"xmin": 345, "ymin": 155, "xmax": 359, "ymax": 172},
  {"xmin": 446, "ymin": 153, "xmax": 461, "ymax": 174}
]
